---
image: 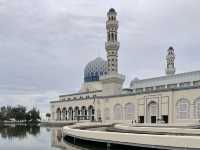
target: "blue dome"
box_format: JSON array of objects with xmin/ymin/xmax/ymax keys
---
[{"xmin": 84, "ymin": 57, "xmax": 107, "ymax": 82}]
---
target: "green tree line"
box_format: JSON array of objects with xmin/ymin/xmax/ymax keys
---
[{"xmin": 0, "ymin": 105, "xmax": 41, "ymax": 123}]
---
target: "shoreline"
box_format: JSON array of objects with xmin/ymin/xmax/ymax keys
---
[{"xmin": 0, "ymin": 121, "xmax": 74, "ymax": 127}]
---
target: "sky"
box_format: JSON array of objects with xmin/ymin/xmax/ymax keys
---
[{"xmin": 0, "ymin": 0, "xmax": 200, "ymax": 116}]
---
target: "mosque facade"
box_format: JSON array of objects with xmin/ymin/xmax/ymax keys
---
[{"xmin": 50, "ymin": 8, "xmax": 200, "ymax": 126}]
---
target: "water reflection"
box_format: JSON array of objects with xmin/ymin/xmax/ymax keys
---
[
  {"xmin": 51, "ymin": 128, "xmax": 83, "ymax": 150},
  {"xmin": 0, "ymin": 125, "xmax": 100, "ymax": 150},
  {"xmin": 0, "ymin": 125, "xmax": 150, "ymax": 150},
  {"xmin": 0, "ymin": 124, "xmax": 40, "ymax": 139},
  {"xmin": 51, "ymin": 128, "xmax": 63, "ymax": 148}
]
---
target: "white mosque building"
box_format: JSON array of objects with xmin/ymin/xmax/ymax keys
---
[{"xmin": 50, "ymin": 8, "xmax": 200, "ymax": 126}]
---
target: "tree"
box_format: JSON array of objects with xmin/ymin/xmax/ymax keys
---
[
  {"xmin": 12, "ymin": 105, "xmax": 26, "ymax": 121},
  {"xmin": 46, "ymin": 113, "xmax": 51, "ymax": 121},
  {"xmin": 0, "ymin": 105, "xmax": 41, "ymax": 123},
  {"xmin": 0, "ymin": 106, "xmax": 13, "ymax": 121},
  {"xmin": 27, "ymin": 107, "xmax": 41, "ymax": 123},
  {"xmin": 0, "ymin": 112, "xmax": 5, "ymax": 121},
  {"xmin": 0, "ymin": 106, "xmax": 7, "ymax": 120}
]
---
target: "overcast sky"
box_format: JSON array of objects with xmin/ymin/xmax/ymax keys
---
[{"xmin": 0, "ymin": 0, "xmax": 200, "ymax": 115}]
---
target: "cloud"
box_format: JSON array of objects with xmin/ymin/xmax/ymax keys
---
[{"xmin": 0, "ymin": 0, "xmax": 200, "ymax": 114}]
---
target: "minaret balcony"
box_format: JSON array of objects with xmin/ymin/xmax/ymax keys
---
[
  {"xmin": 166, "ymin": 55, "xmax": 175, "ymax": 60},
  {"xmin": 106, "ymin": 20, "xmax": 118, "ymax": 25},
  {"xmin": 106, "ymin": 20, "xmax": 118, "ymax": 29},
  {"xmin": 105, "ymin": 41, "xmax": 120, "ymax": 50},
  {"xmin": 165, "ymin": 67, "xmax": 176, "ymax": 75}
]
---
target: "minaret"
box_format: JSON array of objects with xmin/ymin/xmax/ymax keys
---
[
  {"xmin": 105, "ymin": 8, "xmax": 120, "ymax": 74},
  {"xmin": 100, "ymin": 8, "xmax": 125, "ymax": 96},
  {"xmin": 165, "ymin": 46, "xmax": 176, "ymax": 75}
]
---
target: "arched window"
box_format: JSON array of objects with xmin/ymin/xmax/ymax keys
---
[
  {"xmin": 74, "ymin": 106, "xmax": 80, "ymax": 120},
  {"xmin": 124, "ymin": 103, "xmax": 135, "ymax": 120},
  {"xmin": 176, "ymin": 99, "xmax": 190, "ymax": 119},
  {"xmin": 81, "ymin": 106, "xmax": 87, "ymax": 120},
  {"xmin": 68, "ymin": 107, "xmax": 73, "ymax": 120},
  {"xmin": 62, "ymin": 108, "xmax": 66, "ymax": 120},
  {"xmin": 104, "ymin": 108, "xmax": 110, "ymax": 120},
  {"xmin": 88, "ymin": 105, "xmax": 95, "ymax": 121},
  {"xmin": 113, "ymin": 104, "xmax": 123, "ymax": 120},
  {"xmin": 149, "ymin": 102, "xmax": 157, "ymax": 116},
  {"xmin": 56, "ymin": 108, "xmax": 61, "ymax": 121},
  {"xmin": 194, "ymin": 98, "xmax": 200, "ymax": 119},
  {"xmin": 111, "ymin": 33, "xmax": 114, "ymax": 41}
]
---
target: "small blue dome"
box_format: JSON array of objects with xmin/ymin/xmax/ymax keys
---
[{"xmin": 84, "ymin": 57, "xmax": 107, "ymax": 82}]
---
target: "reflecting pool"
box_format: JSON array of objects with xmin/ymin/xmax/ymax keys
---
[
  {"xmin": 0, "ymin": 125, "xmax": 62, "ymax": 150},
  {"xmin": 0, "ymin": 124, "xmax": 154, "ymax": 150},
  {"xmin": 0, "ymin": 124, "xmax": 106, "ymax": 150}
]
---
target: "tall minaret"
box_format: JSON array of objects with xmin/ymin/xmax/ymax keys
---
[
  {"xmin": 105, "ymin": 8, "xmax": 120, "ymax": 74},
  {"xmin": 100, "ymin": 8, "xmax": 125, "ymax": 96},
  {"xmin": 165, "ymin": 46, "xmax": 176, "ymax": 75}
]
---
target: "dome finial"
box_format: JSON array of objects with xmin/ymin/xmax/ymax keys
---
[
  {"xmin": 109, "ymin": 8, "xmax": 116, "ymax": 12},
  {"xmin": 107, "ymin": 8, "xmax": 117, "ymax": 16}
]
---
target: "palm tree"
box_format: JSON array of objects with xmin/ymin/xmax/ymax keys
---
[{"xmin": 45, "ymin": 113, "xmax": 51, "ymax": 121}]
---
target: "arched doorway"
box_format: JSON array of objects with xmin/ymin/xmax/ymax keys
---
[
  {"xmin": 62, "ymin": 108, "xmax": 67, "ymax": 120},
  {"xmin": 147, "ymin": 101, "xmax": 158, "ymax": 123},
  {"xmin": 74, "ymin": 106, "xmax": 80, "ymax": 121},
  {"xmin": 68, "ymin": 107, "xmax": 73, "ymax": 120},
  {"xmin": 81, "ymin": 106, "xmax": 87, "ymax": 120},
  {"xmin": 56, "ymin": 108, "xmax": 61, "ymax": 121},
  {"xmin": 88, "ymin": 105, "xmax": 95, "ymax": 121}
]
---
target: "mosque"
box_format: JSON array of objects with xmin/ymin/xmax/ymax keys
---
[{"xmin": 50, "ymin": 8, "xmax": 200, "ymax": 126}]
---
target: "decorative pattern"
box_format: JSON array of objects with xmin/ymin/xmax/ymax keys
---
[
  {"xmin": 84, "ymin": 57, "xmax": 107, "ymax": 82},
  {"xmin": 105, "ymin": 8, "xmax": 119, "ymax": 74},
  {"xmin": 176, "ymin": 98, "xmax": 190, "ymax": 119}
]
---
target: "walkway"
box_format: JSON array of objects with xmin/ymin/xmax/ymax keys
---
[{"xmin": 62, "ymin": 123, "xmax": 200, "ymax": 149}]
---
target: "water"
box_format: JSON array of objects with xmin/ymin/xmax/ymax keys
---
[
  {"xmin": 0, "ymin": 124, "xmax": 113, "ymax": 150},
  {"xmin": 0, "ymin": 124, "xmax": 75, "ymax": 150},
  {"xmin": 0, "ymin": 125, "xmax": 156, "ymax": 150}
]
